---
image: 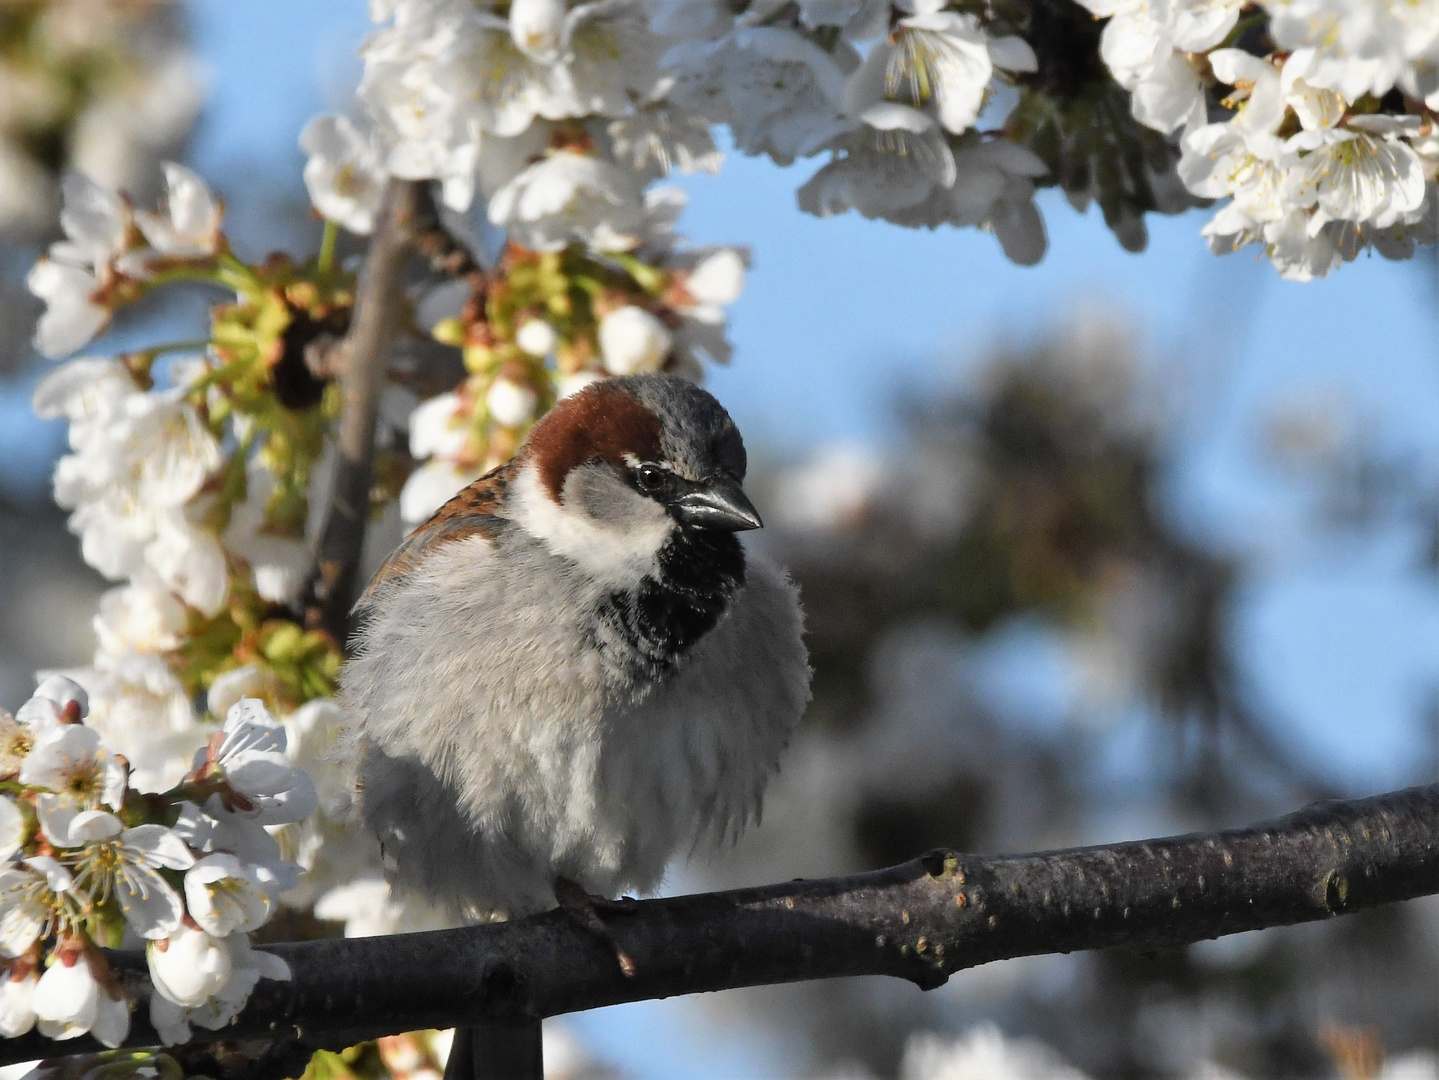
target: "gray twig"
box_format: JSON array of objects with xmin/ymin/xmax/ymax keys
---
[
  {"xmin": 304, "ymin": 179, "xmax": 423, "ymax": 643},
  {"xmin": 6, "ymin": 783, "xmax": 1438, "ymax": 1066}
]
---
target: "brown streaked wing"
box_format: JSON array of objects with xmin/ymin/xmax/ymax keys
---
[{"xmin": 353, "ymin": 460, "xmax": 518, "ymax": 612}]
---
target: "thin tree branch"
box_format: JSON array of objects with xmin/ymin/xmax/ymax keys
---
[
  {"xmin": 8, "ymin": 783, "xmax": 1438, "ymax": 1066},
  {"xmin": 412, "ymin": 184, "xmax": 484, "ymax": 279},
  {"xmin": 304, "ymin": 179, "xmax": 423, "ymax": 643}
]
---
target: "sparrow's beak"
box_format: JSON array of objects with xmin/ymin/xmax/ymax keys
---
[{"xmin": 673, "ymin": 475, "xmax": 763, "ymax": 531}]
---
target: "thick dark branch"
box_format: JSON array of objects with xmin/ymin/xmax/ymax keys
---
[
  {"xmin": 304, "ymin": 180, "xmax": 423, "ymax": 642},
  {"xmin": 9, "ymin": 784, "xmax": 1437, "ymax": 1065}
]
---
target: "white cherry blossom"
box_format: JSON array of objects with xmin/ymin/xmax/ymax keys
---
[
  {"xmin": 150, "ymin": 934, "xmax": 290, "ymax": 1046},
  {"xmin": 50, "ymin": 172, "xmax": 129, "ymax": 272},
  {"xmin": 1286, "ymin": 116, "xmax": 1427, "ymax": 229},
  {"xmin": 668, "ymin": 26, "xmax": 855, "ymax": 166},
  {"xmin": 798, "ymin": 104, "xmax": 957, "ymax": 221},
  {"xmin": 0, "ymin": 859, "xmax": 75, "ymax": 958},
  {"xmin": 0, "ymin": 966, "xmax": 37, "ymax": 1038},
  {"xmin": 300, "ymin": 115, "xmax": 389, "ymax": 235},
  {"xmin": 400, "ymin": 460, "xmax": 484, "ymax": 524},
  {"xmin": 555, "ymin": 1, "xmax": 667, "ymax": 119},
  {"xmin": 608, "ymin": 103, "xmax": 724, "ymax": 179},
  {"xmin": 26, "ymin": 173, "xmax": 135, "ymax": 357},
  {"xmin": 844, "ymin": 7, "xmax": 1034, "ymax": 136},
  {"xmin": 1078, "ymin": 0, "xmax": 1173, "ymax": 89},
  {"xmin": 1130, "ymin": 52, "xmax": 1207, "ymax": 134},
  {"xmin": 19, "ymin": 725, "xmax": 126, "ymax": 815},
  {"xmin": 26, "ymin": 260, "xmax": 111, "ymax": 360},
  {"xmin": 94, "ymin": 577, "xmax": 188, "ymax": 657},
  {"xmin": 184, "ymin": 854, "xmax": 277, "ymax": 937},
  {"xmin": 1269, "ymin": 0, "xmax": 1437, "ymax": 102},
  {"xmin": 0, "ymin": 711, "xmax": 39, "ymax": 778},
  {"xmin": 0, "ymin": 799, "xmax": 22, "ymax": 863},
  {"xmin": 887, "ymin": 137, "xmax": 1049, "ymax": 263},
  {"xmin": 489, "ymin": 150, "xmax": 647, "ymax": 252},
  {"xmin": 486, "ymin": 377, "xmax": 540, "ymax": 427},
  {"xmin": 32, "ymin": 358, "xmax": 138, "ymax": 450},
  {"xmin": 90, "ymin": 985, "xmax": 131, "ymax": 1048},
  {"xmin": 222, "ymin": 460, "xmax": 311, "ymax": 607},
  {"xmin": 119, "ymin": 391, "xmax": 224, "ymax": 510},
  {"xmin": 135, "ymin": 163, "xmax": 223, "ymax": 259},
  {"xmin": 144, "ymin": 510, "xmax": 229, "ymax": 617},
  {"xmin": 64, "ymin": 658, "xmax": 203, "ymax": 794},
  {"xmin": 510, "ymin": 0, "xmax": 567, "ymax": 63},
  {"xmin": 599, "ymin": 305, "xmax": 673, "ymax": 374},
  {"xmin": 1170, "ymin": 0, "xmax": 1246, "ymax": 50},
  {"xmin": 684, "ymin": 248, "xmax": 746, "ymax": 309},
  {"xmin": 146, "ymin": 923, "xmax": 231, "ymax": 1008},
  {"xmin": 206, "ymin": 666, "xmax": 286, "ymax": 720},
  {"xmin": 194, "ymin": 699, "xmax": 319, "ymax": 827},
  {"xmin": 31, "ymin": 677, "xmax": 90, "ymax": 721},
  {"xmin": 360, "ymin": 4, "xmax": 554, "ymax": 149},
  {"xmin": 32, "ymin": 949, "xmax": 129, "ymax": 1052},
  {"xmin": 33, "ymin": 952, "xmax": 103, "ymax": 1042},
  {"xmin": 60, "ymin": 815, "xmax": 194, "ymax": 939},
  {"xmin": 171, "ymin": 803, "xmax": 293, "ymax": 891},
  {"xmin": 408, "ymin": 391, "xmax": 470, "ymax": 461},
  {"xmin": 515, "ymin": 318, "xmax": 560, "ymax": 357}
]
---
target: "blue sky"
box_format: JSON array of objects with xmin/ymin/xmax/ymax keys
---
[{"xmin": 3, "ymin": 5, "xmax": 1437, "ymax": 1072}]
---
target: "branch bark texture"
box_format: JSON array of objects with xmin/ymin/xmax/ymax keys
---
[
  {"xmin": 9, "ymin": 784, "xmax": 1437, "ymax": 1066},
  {"xmin": 306, "ymin": 179, "xmax": 423, "ymax": 642}
]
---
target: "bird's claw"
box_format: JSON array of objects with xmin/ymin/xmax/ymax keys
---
[{"xmin": 554, "ymin": 877, "xmax": 636, "ymax": 978}]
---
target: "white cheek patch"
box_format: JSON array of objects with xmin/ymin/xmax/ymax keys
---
[{"xmin": 509, "ymin": 464, "xmax": 674, "ymax": 588}]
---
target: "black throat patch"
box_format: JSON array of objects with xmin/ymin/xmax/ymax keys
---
[{"xmin": 596, "ymin": 528, "xmax": 746, "ymax": 687}]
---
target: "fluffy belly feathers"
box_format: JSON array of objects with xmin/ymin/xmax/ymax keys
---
[{"xmin": 342, "ymin": 539, "xmax": 808, "ymax": 920}]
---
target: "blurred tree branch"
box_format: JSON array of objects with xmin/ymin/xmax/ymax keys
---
[
  {"xmin": 6, "ymin": 782, "xmax": 1438, "ymax": 1069},
  {"xmin": 304, "ymin": 179, "xmax": 424, "ymax": 643}
]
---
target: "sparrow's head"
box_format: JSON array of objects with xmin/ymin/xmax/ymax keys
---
[
  {"xmin": 511, "ymin": 374, "xmax": 758, "ymax": 586},
  {"xmin": 525, "ymin": 374, "xmax": 759, "ymax": 527}
]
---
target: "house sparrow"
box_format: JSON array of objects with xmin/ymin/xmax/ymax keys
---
[{"xmin": 340, "ymin": 374, "xmax": 811, "ymax": 928}]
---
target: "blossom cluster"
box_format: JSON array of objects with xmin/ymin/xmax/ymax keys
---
[
  {"xmin": 28, "ymin": 167, "xmax": 345, "ymax": 792},
  {"xmin": 398, "ymin": 199, "xmax": 749, "ymax": 522},
  {"xmin": 0, "ymin": 0, "xmax": 200, "ymax": 238},
  {"xmin": 1078, "ymin": 0, "xmax": 1439, "ymax": 278},
  {"xmin": 0, "ymin": 679, "xmax": 307, "ymax": 1049},
  {"xmin": 301, "ymin": 1, "xmax": 759, "ymax": 522},
  {"xmin": 305, "ymin": 0, "xmax": 1050, "ymax": 265}
]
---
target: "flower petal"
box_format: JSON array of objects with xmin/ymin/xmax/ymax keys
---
[{"xmin": 116, "ymin": 864, "xmax": 184, "ymax": 939}]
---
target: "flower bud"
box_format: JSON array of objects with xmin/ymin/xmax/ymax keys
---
[
  {"xmin": 32, "ymin": 676, "xmax": 88, "ymax": 721},
  {"xmin": 515, "ymin": 318, "xmax": 558, "ymax": 357},
  {"xmin": 486, "ymin": 377, "xmax": 539, "ymax": 428},
  {"xmin": 687, "ymin": 249, "xmax": 746, "ymax": 306},
  {"xmin": 599, "ymin": 307, "xmax": 672, "ymax": 375},
  {"xmin": 509, "ymin": 0, "xmax": 566, "ymax": 61},
  {"xmin": 147, "ymin": 925, "xmax": 232, "ymax": 1008},
  {"xmin": 91, "ymin": 985, "xmax": 130, "ymax": 1048},
  {"xmin": 33, "ymin": 952, "xmax": 99, "ymax": 1040},
  {"xmin": 0, "ymin": 965, "xmax": 36, "ymax": 1037}
]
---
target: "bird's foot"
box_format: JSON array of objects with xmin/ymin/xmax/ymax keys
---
[{"xmin": 554, "ymin": 877, "xmax": 636, "ymax": 978}]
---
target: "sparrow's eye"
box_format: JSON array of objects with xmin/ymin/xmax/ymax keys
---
[{"xmin": 635, "ymin": 464, "xmax": 666, "ymax": 494}]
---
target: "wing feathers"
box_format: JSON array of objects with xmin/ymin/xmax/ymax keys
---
[{"xmin": 353, "ymin": 460, "xmax": 518, "ymax": 612}]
